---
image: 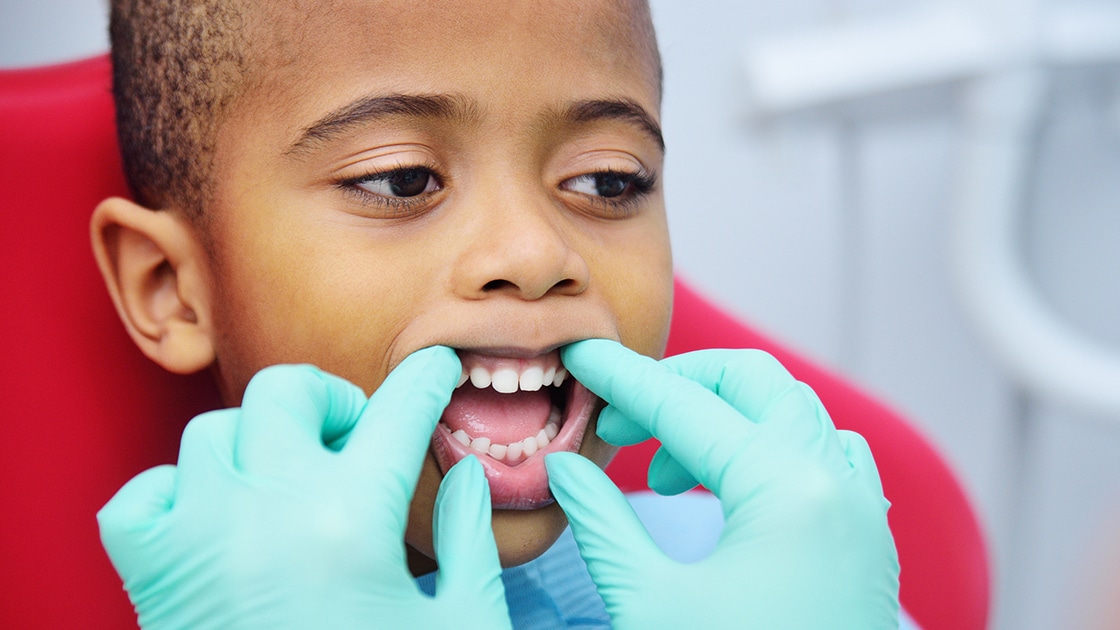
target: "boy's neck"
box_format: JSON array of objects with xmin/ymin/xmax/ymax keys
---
[{"xmin": 408, "ymin": 544, "xmax": 438, "ymax": 576}]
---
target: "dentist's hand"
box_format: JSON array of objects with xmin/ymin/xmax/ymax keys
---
[
  {"xmin": 97, "ymin": 347, "xmax": 511, "ymax": 630},
  {"xmin": 547, "ymin": 340, "xmax": 899, "ymax": 629}
]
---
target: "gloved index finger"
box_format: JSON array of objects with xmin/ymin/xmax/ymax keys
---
[
  {"xmin": 659, "ymin": 349, "xmax": 800, "ymax": 424},
  {"xmin": 341, "ymin": 346, "xmax": 461, "ymax": 502},
  {"xmin": 561, "ymin": 339, "xmax": 755, "ymax": 497}
]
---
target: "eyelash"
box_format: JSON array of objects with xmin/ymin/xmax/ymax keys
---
[{"xmin": 560, "ymin": 168, "xmax": 658, "ymax": 217}]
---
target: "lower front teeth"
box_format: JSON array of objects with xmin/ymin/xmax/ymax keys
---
[{"xmin": 450, "ymin": 421, "xmax": 560, "ymax": 464}]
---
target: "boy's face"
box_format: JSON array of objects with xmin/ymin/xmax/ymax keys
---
[{"xmin": 200, "ymin": 0, "xmax": 670, "ymax": 570}]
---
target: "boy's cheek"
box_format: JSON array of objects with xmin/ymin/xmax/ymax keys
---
[
  {"xmin": 582, "ymin": 411, "xmax": 620, "ymax": 468},
  {"xmin": 619, "ymin": 293, "xmax": 674, "ymax": 361}
]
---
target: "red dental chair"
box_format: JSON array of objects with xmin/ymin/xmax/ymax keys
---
[{"xmin": 0, "ymin": 56, "xmax": 989, "ymax": 630}]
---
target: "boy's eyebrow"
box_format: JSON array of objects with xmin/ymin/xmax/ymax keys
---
[
  {"xmin": 287, "ymin": 94, "xmax": 664, "ymax": 154},
  {"xmin": 287, "ymin": 93, "xmax": 479, "ymax": 154},
  {"xmin": 560, "ymin": 99, "xmax": 665, "ymax": 152}
]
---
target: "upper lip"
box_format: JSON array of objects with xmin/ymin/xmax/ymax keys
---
[
  {"xmin": 381, "ymin": 318, "xmax": 619, "ymax": 376},
  {"xmin": 446, "ymin": 342, "xmax": 573, "ymax": 360}
]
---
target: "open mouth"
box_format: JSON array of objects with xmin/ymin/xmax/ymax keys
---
[{"xmin": 429, "ymin": 349, "xmax": 596, "ymax": 510}]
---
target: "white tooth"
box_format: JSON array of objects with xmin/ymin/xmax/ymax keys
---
[
  {"xmin": 519, "ymin": 366, "xmax": 544, "ymax": 391},
  {"xmin": 491, "ymin": 368, "xmax": 519, "ymax": 394},
  {"xmin": 470, "ymin": 436, "xmax": 491, "ymax": 454},
  {"xmin": 488, "ymin": 443, "xmax": 508, "ymax": 460},
  {"xmin": 548, "ymin": 406, "xmax": 561, "ymax": 424},
  {"xmin": 545, "ymin": 422, "xmax": 559, "ymax": 440},
  {"xmin": 543, "ymin": 366, "xmax": 557, "ymax": 387},
  {"xmin": 535, "ymin": 429, "xmax": 550, "ymax": 448},
  {"xmin": 506, "ymin": 441, "xmax": 524, "ymax": 462},
  {"xmin": 521, "ymin": 436, "xmax": 539, "ymax": 456},
  {"xmin": 457, "ymin": 370, "xmax": 469, "ymax": 389},
  {"xmin": 452, "ymin": 430, "xmax": 471, "ymax": 446},
  {"xmin": 469, "ymin": 367, "xmax": 492, "ymax": 389},
  {"xmin": 553, "ymin": 367, "xmax": 568, "ymax": 387}
]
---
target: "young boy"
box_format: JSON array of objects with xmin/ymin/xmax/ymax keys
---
[{"xmin": 93, "ymin": 0, "xmax": 901, "ymax": 627}]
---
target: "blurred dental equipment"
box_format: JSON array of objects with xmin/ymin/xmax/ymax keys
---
[{"xmin": 742, "ymin": 2, "xmax": 1120, "ymax": 419}]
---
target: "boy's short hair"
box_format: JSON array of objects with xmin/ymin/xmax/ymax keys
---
[
  {"xmin": 110, "ymin": 0, "xmax": 250, "ymax": 219},
  {"xmin": 109, "ymin": 0, "xmax": 660, "ymax": 221}
]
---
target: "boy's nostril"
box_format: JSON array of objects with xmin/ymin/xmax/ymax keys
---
[
  {"xmin": 552, "ymin": 279, "xmax": 578, "ymax": 292},
  {"xmin": 482, "ymin": 279, "xmax": 516, "ymax": 292},
  {"xmin": 481, "ymin": 278, "xmax": 580, "ymax": 295}
]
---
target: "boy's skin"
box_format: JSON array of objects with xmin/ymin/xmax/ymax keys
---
[{"xmin": 91, "ymin": 0, "xmax": 671, "ymax": 575}]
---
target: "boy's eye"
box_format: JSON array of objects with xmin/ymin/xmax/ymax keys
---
[
  {"xmin": 561, "ymin": 171, "xmax": 639, "ymax": 198},
  {"xmin": 354, "ymin": 167, "xmax": 440, "ymax": 198},
  {"xmin": 558, "ymin": 168, "xmax": 657, "ymax": 218}
]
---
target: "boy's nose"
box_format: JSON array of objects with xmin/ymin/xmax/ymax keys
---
[{"xmin": 451, "ymin": 194, "xmax": 589, "ymax": 301}]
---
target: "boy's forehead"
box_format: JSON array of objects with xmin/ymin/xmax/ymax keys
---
[
  {"xmin": 244, "ymin": 0, "xmax": 660, "ymax": 116},
  {"xmin": 258, "ymin": 0, "xmax": 651, "ymax": 49}
]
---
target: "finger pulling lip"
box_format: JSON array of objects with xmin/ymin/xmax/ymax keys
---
[{"xmin": 429, "ymin": 349, "xmax": 596, "ymax": 510}]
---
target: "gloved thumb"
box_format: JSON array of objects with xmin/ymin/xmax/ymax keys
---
[
  {"xmin": 647, "ymin": 445, "xmax": 700, "ymax": 496},
  {"xmin": 546, "ymin": 452, "xmax": 665, "ymax": 605},
  {"xmin": 432, "ymin": 456, "xmax": 509, "ymax": 629},
  {"xmin": 97, "ymin": 464, "xmax": 177, "ymax": 580}
]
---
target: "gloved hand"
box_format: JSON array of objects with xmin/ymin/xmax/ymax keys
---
[
  {"xmin": 97, "ymin": 347, "xmax": 511, "ymax": 630},
  {"xmin": 546, "ymin": 339, "xmax": 900, "ymax": 629}
]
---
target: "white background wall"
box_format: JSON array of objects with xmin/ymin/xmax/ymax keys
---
[{"xmin": 4, "ymin": 1, "xmax": 1119, "ymax": 628}]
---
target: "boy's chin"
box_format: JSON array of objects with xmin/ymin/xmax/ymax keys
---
[
  {"xmin": 404, "ymin": 501, "xmax": 569, "ymax": 576},
  {"xmin": 486, "ymin": 429, "xmax": 618, "ymax": 568},
  {"xmin": 491, "ymin": 502, "xmax": 572, "ymax": 567}
]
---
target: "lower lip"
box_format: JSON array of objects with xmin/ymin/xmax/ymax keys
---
[{"xmin": 429, "ymin": 380, "xmax": 596, "ymax": 510}]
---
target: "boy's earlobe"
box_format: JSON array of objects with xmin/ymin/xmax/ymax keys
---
[{"xmin": 90, "ymin": 197, "xmax": 216, "ymax": 374}]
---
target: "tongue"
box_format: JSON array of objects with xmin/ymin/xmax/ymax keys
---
[{"xmin": 441, "ymin": 386, "xmax": 552, "ymax": 445}]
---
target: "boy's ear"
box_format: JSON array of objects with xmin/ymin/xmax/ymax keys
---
[{"xmin": 90, "ymin": 197, "xmax": 216, "ymax": 374}]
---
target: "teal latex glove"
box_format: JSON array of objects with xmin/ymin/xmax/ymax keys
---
[
  {"xmin": 546, "ymin": 340, "xmax": 900, "ymax": 629},
  {"xmin": 97, "ymin": 347, "xmax": 511, "ymax": 630}
]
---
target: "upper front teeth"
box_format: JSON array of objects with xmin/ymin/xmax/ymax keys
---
[
  {"xmin": 492, "ymin": 368, "xmax": 519, "ymax": 393},
  {"xmin": 519, "ymin": 366, "xmax": 544, "ymax": 391},
  {"xmin": 461, "ymin": 365, "xmax": 567, "ymax": 392}
]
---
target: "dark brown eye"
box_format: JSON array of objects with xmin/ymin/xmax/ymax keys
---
[
  {"xmin": 355, "ymin": 167, "xmax": 439, "ymax": 198},
  {"xmin": 564, "ymin": 171, "xmax": 633, "ymax": 198}
]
